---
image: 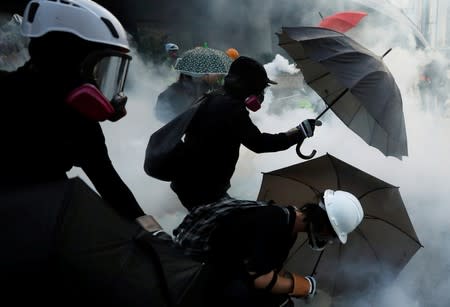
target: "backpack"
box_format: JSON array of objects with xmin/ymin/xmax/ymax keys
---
[{"xmin": 144, "ymin": 94, "xmax": 209, "ymax": 181}]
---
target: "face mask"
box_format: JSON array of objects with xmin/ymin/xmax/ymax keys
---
[
  {"xmin": 66, "ymin": 84, "xmax": 127, "ymax": 122},
  {"xmin": 245, "ymin": 93, "xmax": 264, "ymax": 112},
  {"xmin": 66, "ymin": 49, "xmax": 131, "ymax": 122}
]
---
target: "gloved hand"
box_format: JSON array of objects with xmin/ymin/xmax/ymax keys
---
[
  {"xmin": 297, "ymin": 119, "xmax": 322, "ymax": 138},
  {"xmin": 285, "ymin": 119, "xmax": 322, "ymax": 143}
]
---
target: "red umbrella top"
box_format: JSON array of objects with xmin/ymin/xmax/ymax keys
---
[{"xmin": 318, "ymin": 11, "xmax": 368, "ymax": 33}]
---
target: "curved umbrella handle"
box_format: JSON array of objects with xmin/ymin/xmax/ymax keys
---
[{"xmin": 296, "ymin": 142, "xmax": 317, "ymax": 160}]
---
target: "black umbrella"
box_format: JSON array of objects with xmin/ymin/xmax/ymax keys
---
[
  {"xmin": 0, "ymin": 177, "xmax": 212, "ymax": 307},
  {"xmin": 278, "ymin": 26, "xmax": 408, "ymax": 160},
  {"xmin": 257, "ymin": 153, "xmax": 422, "ymax": 300}
]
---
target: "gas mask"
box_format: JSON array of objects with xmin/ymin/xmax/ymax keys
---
[
  {"xmin": 65, "ymin": 49, "xmax": 131, "ymax": 122},
  {"xmin": 307, "ymin": 223, "xmax": 335, "ymax": 251},
  {"xmin": 244, "ymin": 92, "xmax": 264, "ymax": 112},
  {"xmin": 306, "ymin": 201, "xmax": 336, "ymax": 251}
]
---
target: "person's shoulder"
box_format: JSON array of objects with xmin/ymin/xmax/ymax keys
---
[
  {"xmin": 257, "ymin": 204, "xmax": 294, "ymax": 227},
  {"xmin": 207, "ymin": 90, "xmax": 242, "ymax": 106}
]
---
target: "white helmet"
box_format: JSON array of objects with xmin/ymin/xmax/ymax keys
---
[
  {"xmin": 21, "ymin": 0, "xmax": 129, "ymax": 51},
  {"xmin": 321, "ymin": 189, "xmax": 364, "ymax": 244},
  {"xmin": 165, "ymin": 43, "xmax": 179, "ymax": 52}
]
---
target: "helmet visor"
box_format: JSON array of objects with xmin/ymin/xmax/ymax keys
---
[{"xmin": 83, "ymin": 50, "xmax": 131, "ymax": 100}]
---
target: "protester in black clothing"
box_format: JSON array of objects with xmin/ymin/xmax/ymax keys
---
[
  {"xmin": 155, "ymin": 73, "xmax": 212, "ymax": 122},
  {"xmin": 0, "ymin": 0, "xmax": 144, "ymax": 220},
  {"xmin": 170, "ymin": 56, "xmax": 321, "ymax": 210},
  {"xmin": 173, "ymin": 190, "xmax": 364, "ymax": 307},
  {"xmin": 154, "ymin": 72, "xmax": 224, "ymax": 123}
]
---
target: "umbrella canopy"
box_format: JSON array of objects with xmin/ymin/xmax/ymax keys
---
[
  {"xmin": 278, "ymin": 26, "xmax": 408, "ymax": 159},
  {"xmin": 174, "ymin": 46, "xmax": 232, "ymax": 77},
  {"xmin": 318, "ymin": 11, "xmax": 368, "ymax": 33},
  {"xmin": 257, "ymin": 153, "xmax": 422, "ymax": 300}
]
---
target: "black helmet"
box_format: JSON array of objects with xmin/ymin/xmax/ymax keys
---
[{"xmin": 224, "ymin": 56, "xmax": 276, "ymax": 98}]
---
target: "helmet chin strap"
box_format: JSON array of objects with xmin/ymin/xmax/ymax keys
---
[{"xmin": 307, "ymin": 222, "xmax": 327, "ymax": 252}]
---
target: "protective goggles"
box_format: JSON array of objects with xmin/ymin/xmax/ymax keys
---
[{"xmin": 81, "ymin": 50, "xmax": 132, "ymax": 101}]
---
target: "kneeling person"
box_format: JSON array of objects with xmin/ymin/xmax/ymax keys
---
[{"xmin": 173, "ymin": 190, "xmax": 364, "ymax": 307}]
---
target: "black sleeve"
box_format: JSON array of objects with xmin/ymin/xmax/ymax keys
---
[
  {"xmin": 213, "ymin": 205, "xmax": 295, "ymax": 277},
  {"xmin": 233, "ymin": 108, "xmax": 300, "ymax": 153},
  {"xmin": 243, "ymin": 206, "xmax": 294, "ymax": 276},
  {"xmin": 78, "ymin": 124, "xmax": 145, "ymax": 220}
]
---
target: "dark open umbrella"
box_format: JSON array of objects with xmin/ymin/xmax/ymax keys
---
[
  {"xmin": 318, "ymin": 11, "xmax": 368, "ymax": 33},
  {"xmin": 278, "ymin": 26, "xmax": 408, "ymax": 160},
  {"xmin": 257, "ymin": 153, "xmax": 422, "ymax": 301}
]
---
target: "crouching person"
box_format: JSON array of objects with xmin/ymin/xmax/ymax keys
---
[{"xmin": 173, "ymin": 190, "xmax": 364, "ymax": 307}]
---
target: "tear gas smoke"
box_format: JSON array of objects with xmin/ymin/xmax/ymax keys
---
[{"xmin": 50, "ymin": 0, "xmax": 450, "ymax": 305}]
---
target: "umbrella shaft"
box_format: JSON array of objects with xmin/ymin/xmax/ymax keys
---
[
  {"xmin": 316, "ymin": 88, "xmax": 349, "ymax": 120},
  {"xmin": 311, "ymin": 249, "xmax": 325, "ymax": 276}
]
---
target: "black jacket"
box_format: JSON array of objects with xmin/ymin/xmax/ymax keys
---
[
  {"xmin": 171, "ymin": 91, "xmax": 300, "ymax": 209},
  {"xmin": 0, "ymin": 63, "xmax": 143, "ymax": 220},
  {"xmin": 210, "ymin": 204, "xmax": 297, "ymax": 307}
]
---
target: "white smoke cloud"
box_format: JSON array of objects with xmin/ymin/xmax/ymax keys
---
[{"xmin": 72, "ymin": 1, "xmax": 450, "ymax": 305}]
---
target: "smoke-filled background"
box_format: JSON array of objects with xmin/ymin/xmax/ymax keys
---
[
  {"xmin": 80, "ymin": 1, "xmax": 448, "ymax": 306},
  {"xmin": 1, "ymin": 0, "xmax": 450, "ymax": 306}
]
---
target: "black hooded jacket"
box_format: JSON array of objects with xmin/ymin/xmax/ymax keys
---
[
  {"xmin": 171, "ymin": 90, "xmax": 301, "ymax": 209},
  {"xmin": 0, "ymin": 62, "xmax": 144, "ymax": 220}
]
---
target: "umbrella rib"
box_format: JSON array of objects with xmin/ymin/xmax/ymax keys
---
[
  {"xmin": 376, "ymin": 81, "xmax": 398, "ymax": 155},
  {"xmin": 346, "ymin": 81, "xmax": 395, "ymax": 155},
  {"xmin": 329, "ymin": 154, "xmax": 342, "ymax": 189},
  {"xmin": 364, "ymin": 215, "xmax": 423, "ymax": 247},
  {"xmin": 355, "ymin": 226, "xmax": 381, "ymax": 262},
  {"xmin": 266, "ymin": 174, "xmax": 322, "ymax": 195},
  {"xmin": 311, "ymin": 249, "xmax": 325, "ymax": 276},
  {"xmin": 331, "ymin": 242, "xmax": 344, "ymax": 297},
  {"xmin": 306, "ymin": 71, "xmax": 331, "ymax": 85},
  {"xmin": 358, "ymin": 186, "xmax": 396, "ymax": 199}
]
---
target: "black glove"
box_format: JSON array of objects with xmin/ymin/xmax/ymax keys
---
[{"xmin": 297, "ymin": 119, "xmax": 322, "ymax": 138}]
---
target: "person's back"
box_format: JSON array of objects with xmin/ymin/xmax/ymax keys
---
[
  {"xmin": 173, "ymin": 190, "xmax": 364, "ymax": 307},
  {"xmin": 170, "ymin": 91, "xmax": 247, "ymax": 207}
]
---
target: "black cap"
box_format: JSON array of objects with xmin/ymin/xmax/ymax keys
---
[{"xmin": 227, "ymin": 56, "xmax": 277, "ymax": 92}]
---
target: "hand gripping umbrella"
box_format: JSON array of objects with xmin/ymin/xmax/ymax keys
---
[
  {"xmin": 257, "ymin": 153, "xmax": 422, "ymax": 300},
  {"xmin": 174, "ymin": 46, "xmax": 232, "ymax": 77},
  {"xmin": 278, "ymin": 27, "xmax": 408, "ymax": 160},
  {"xmin": 318, "ymin": 11, "xmax": 368, "ymax": 33}
]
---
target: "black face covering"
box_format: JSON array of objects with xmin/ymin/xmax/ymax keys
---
[
  {"xmin": 301, "ymin": 203, "xmax": 337, "ymax": 251},
  {"xmin": 307, "ymin": 223, "xmax": 330, "ymax": 251}
]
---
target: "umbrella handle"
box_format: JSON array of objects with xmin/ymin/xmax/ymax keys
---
[{"xmin": 296, "ymin": 142, "xmax": 317, "ymax": 160}]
